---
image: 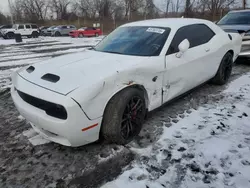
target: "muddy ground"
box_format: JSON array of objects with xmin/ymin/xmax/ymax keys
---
[{"xmin": 0, "ymin": 39, "xmax": 250, "ymax": 188}]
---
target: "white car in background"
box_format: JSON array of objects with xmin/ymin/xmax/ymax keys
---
[
  {"xmin": 1, "ymin": 23, "xmax": 39, "ymax": 39},
  {"xmin": 11, "ymin": 18, "xmax": 242, "ymax": 147}
]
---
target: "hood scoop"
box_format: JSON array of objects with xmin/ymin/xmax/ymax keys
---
[
  {"xmin": 41, "ymin": 73, "xmax": 60, "ymax": 83},
  {"xmin": 26, "ymin": 66, "xmax": 35, "ymax": 73}
]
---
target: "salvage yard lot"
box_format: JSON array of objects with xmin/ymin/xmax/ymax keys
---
[{"xmin": 1, "ymin": 37, "xmax": 250, "ymax": 188}]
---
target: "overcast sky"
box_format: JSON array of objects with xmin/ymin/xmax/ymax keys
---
[{"xmin": 0, "ymin": 0, "xmax": 249, "ymax": 15}]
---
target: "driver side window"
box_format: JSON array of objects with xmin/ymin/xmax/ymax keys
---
[{"xmin": 166, "ymin": 24, "xmax": 215, "ymax": 55}]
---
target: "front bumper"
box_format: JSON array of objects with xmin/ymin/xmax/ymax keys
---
[
  {"xmin": 11, "ymin": 72, "xmax": 102, "ymax": 147},
  {"xmin": 69, "ymin": 33, "xmax": 78, "ymax": 37}
]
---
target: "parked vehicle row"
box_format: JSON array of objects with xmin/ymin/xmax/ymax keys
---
[
  {"xmin": 39, "ymin": 25, "xmax": 102, "ymax": 37},
  {"xmin": 0, "ymin": 24, "xmax": 102, "ymax": 39}
]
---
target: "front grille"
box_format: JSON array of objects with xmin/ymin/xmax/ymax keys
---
[{"xmin": 17, "ymin": 90, "xmax": 67, "ymax": 120}]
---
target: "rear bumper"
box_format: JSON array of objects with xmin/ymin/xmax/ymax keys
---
[{"xmin": 11, "ymin": 72, "xmax": 102, "ymax": 147}]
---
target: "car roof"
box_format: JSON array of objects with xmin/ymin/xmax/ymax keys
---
[
  {"xmin": 229, "ymin": 9, "xmax": 250, "ymax": 13},
  {"xmin": 122, "ymin": 18, "xmax": 213, "ymax": 29}
]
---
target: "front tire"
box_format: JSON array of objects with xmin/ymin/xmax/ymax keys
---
[
  {"xmin": 211, "ymin": 52, "xmax": 233, "ymax": 85},
  {"xmin": 101, "ymin": 88, "xmax": 146, "ymax": 145}
]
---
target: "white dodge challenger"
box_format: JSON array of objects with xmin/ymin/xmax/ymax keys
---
[{"xmin": 11, "ymin": 18, "xmax": 242, "ymax": 147}]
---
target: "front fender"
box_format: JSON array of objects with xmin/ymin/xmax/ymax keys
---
[{"xmin": 68, "ymin": 67, "xmax": 162, "ymax": 120}]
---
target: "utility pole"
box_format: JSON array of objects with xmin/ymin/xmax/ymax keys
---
[{"xmin": 8, "ymin": 0, "xmax": 14, "ymax": 24}]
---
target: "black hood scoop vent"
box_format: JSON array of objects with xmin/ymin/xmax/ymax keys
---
[
  {"xmin": 41, "ymin": 73, "xmax": 60, "ymax": 83},
  {"xmin": 26, "ymin": 66, "xmax": 35, "ymax": 73}
]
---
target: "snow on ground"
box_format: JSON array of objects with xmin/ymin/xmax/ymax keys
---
[
  {"xmin": 102, "ymin": 74, "xmax": 250, "ymax": 188},
  {"xmin": 0, "ymin": 36, "xmax": 103, "ymax": 89},
  {"xmin": 0, "ymin": 36, "xmax": 104, "ymax": 46}
]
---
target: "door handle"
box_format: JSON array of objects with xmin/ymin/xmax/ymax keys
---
[{"xmin": 205, "ymin": 48, "xmax": 210, "ymax": 52}]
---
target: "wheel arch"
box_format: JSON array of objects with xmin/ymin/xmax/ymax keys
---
[
  {"xmin": 227, "ymin": 49, "xmax": 234, "ymax": 57},
  {"xmin": 103, "ymin": 84, "xmax": 149, "ymax": 115}
]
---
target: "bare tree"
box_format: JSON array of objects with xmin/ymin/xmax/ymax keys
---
[
  {"xmin": 243, "ymin": 0, "xmax": 247, "ymax": 9},
  {"xmin": 11, "ymin": 0, "xmax": 49, "ymax": 22},
  {"xmin": 184, "ymin": 0, "xmax": 191, "ymax": 17},
  {"xmin": 164, "ymin": 0, "xmax": 172, "ymax": 17},
  {"xmin": 50, "ymin": 0, "xmax": 71, "ymax": 20},
  {"xmin": 200, "ymin": 0, "xmax": 237, "ymax": 20},
  {"xmin": 124, "ymin": 0, "xmax": 144, "ymax": 21},
  {"xmin": 144, "ymin": 0, "xmax": 156, "ymax": 19}
]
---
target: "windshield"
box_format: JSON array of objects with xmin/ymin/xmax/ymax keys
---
[
  {"xmin": 94, "ymin": 26, "xmax": 171, "ymax": 56},
  {"xmin": 218, "ymin": 11, "xmax": 250, "ymax": 25}
]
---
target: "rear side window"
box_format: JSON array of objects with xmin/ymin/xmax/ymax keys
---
[
  {"xmin": 167, "ymin": 24, "xmax": 215, "ymax": 55},
  {"xmin": 18, "ymin": 25, "xmax": 24, "ymax": 29},
  {"xmin": 25, "ymin": 25, "xmax": 31, "ymax": 29},
  {"xmin": 70, "ymin": 26, "xmax": 75, "ymax": 28},
  {"xmin": 31, "ymin": 25, "xmax": 38, "ymax": 29},
  {"xmin": 62, "ymin": 26, "xmax": 67, "ymax": 29}
]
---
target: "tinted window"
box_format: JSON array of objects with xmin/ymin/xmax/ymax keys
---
[
  {"xmin": 31, "ymin": 25, "xmax": 38, "ymax": 29},
  {"xmin": 94, "ymin": 26, "xmax": 171, "ymax": 56},
  {"xmin": 70, "ymin": 26, "xmax": 75, "ymax": 28},
  {"xmin": 167, "ymin": 24, "xmax": 215, "ymax": 55},
  {"xmin": 25, "ymin": 25, "xmax": 31, "ymax": 29},
  {"xmin": 62, "ymin": 26, "xmax": 67, "ymax": 29},
  {"xmin": 218, "ymin": 11, "xmax": 250, "ymax": 25},
  {"xmin": 18, "ymin": 25, "xmax": 24, "ymax": 29}
]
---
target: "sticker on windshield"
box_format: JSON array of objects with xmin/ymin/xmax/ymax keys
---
[{"xmin": 146, "ymin": 27, "xmax": 165, "ymax": 34}]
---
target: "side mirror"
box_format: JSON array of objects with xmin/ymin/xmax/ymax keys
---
[{"xmin": 176, "ymin": 39, "xmax": 190, "ymax": 58}]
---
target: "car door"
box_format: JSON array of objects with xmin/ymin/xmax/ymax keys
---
[
  {"xmin": 61, "ymin": 26, "xmax": 68, "ymax": 35},
  {"xmin": 91, "ymin": 27, "xmax": 97, "ymax": 36},
  {"xmin": 163, "ymin": 24, "xmax": 216, "ymax": 103},
  {"xmin": 18, "ymin": 24, "xmax": 25, "ymax": 35},
  {"xmin": 84, "ymin": 28, "xmax": 91, "ymax": 36},
  {"xmin": 25, "ymin": 25, "xmax": 32, "ymax": 35}
]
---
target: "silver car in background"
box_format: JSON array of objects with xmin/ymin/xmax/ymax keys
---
[
  {"xmin": 51, "ymin": 25, "xmax": 77, "ymax": 37},
  {"xmin": 217, "ymin": 10, "xmax": 250, "ymax": 40}
]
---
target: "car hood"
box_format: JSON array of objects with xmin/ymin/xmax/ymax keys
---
[
  {"xmin": 18, "ymin": 50, "xmax": 144, "ymax": 95},
  {"xmin": 218, "ymin": 24, "xmax": 250, "ymax": 32}
]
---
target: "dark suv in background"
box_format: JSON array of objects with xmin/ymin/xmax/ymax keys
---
[{"xmin": 217, "ymin": 10, "xmax": 250, "ymax": 40}]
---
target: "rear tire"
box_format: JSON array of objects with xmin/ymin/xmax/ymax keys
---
[
  {"xmin": 32, "ymin": 31, "xmax": 39, "ymax": 38},
  {"xmin": 101, "ymin": 88, "xmax": 146, "ymax": 145},
  {"xmin": 5, "ymin": 32, "xmax": 14, "ymax": 39},
  {"xmin": 211, "ymin": 52, "xmax": 233, "ymax": 85}
]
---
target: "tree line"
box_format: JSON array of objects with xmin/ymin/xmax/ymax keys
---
[{"xmin": 0, "ymin": 0, "xmax": 247, "ymax": 26}]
